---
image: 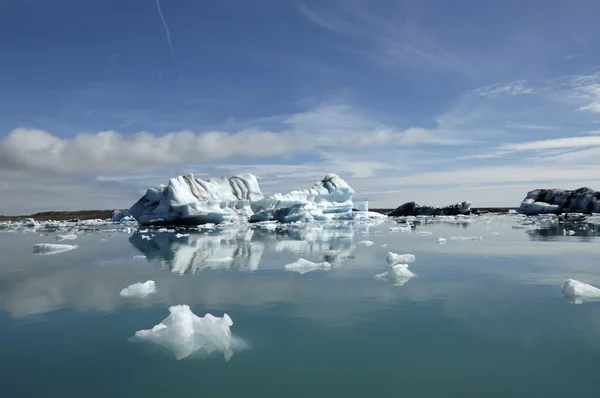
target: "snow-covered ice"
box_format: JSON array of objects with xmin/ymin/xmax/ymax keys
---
[
  {"xmin": 386, "ymin": 252, "xmax": 416, "ymax": 265},
  {"xmin": 561, "ymin": 279, "xmax": 600, "ymax": 304},
  {"xmin": 119, "ymin": 280, "xmax": 157, "ymax": 298},
  {"xmin": 284, "ymin": 258, "xmax": 332, "ymax": 274},
  {"xmin": 33, "ymin": 243, "xmax": 79, "ymax": 255},
  {"xmin": 134, "ymin": 305, "xmax": 240, "ymax": 361}
]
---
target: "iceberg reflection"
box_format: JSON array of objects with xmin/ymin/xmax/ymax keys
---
[{"xmin": 129, "ymin": 223, "xmax": 355, "ymax": 274}]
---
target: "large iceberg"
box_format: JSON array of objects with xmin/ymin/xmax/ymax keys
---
[
  {"xmin": 128, "ymin": 173, "xmax": 263, "ymax": 226},
  {"xmin": 517, "ymin": 187, "xmax": 600, "ymax": 215},
  {"xmin": 128, "ymin": 173, "xmax": 356, "ymax": 225}
]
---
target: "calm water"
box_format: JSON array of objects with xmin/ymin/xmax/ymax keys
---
[{"xmin": 1, "ymin": 215, "xmax": 600, "ymax": 397}]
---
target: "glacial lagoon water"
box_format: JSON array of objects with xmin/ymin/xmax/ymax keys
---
[{"xmin": 1, "ymin": 214, "xmax": 600, "ymax": 397}]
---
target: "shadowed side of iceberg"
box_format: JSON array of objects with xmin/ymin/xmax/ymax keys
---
[{"xmin": 517, "ymin": 187, "xmax": 600, "ymax": 215}]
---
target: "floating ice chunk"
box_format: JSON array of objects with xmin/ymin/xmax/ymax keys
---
[
  {"xmin": 449, "ymin": 236, "xmax": 483, "ymax": 241},
  {"xmin": 133, "ymin": 255, "xmax": 147, "ymax": 260},
  {"xmin": 389, "ymin": 223, "xmax": 411, "ymax": 233},
  {"xmin": 33, "ymin": 243, "xmax": 78, "ymax": 255},
  {"xmin": 375, "ymin": 264, "xmax": 415, "ymax": 286},
  {"xmin": 134, "ymin": 305, "xmax": 238, "ymax": 361},
  {"xmin": 175, "ymin": 233, "xmax": 190, "ymax": 238},
  {"xmin": 284, "ymin": 258, "xmax": 331, "ymax": 274},
  {"xmin": 563, "ymin": 229, "xmax": 575, "ymax": 236},
  {"xmin": 386, "ymin": 252, "xmax": 416, "ymax": 265},
  {"xmin": 438, "ymin": 237, "xmax": 447, "ymax": 244},
  {"xmin": 119, "ymin": 280, "xmax": 157, "ymax": 298},
  {"xmin": 562, "ymin": 279, "xmax": 600, "ymax": 304},
  {"xmin": 416, "ymin": 231, "xmax": 432, "ymax": 236},
  {"xmin": 381, "ymin": 244, "xmax": 388, "ymax": 248},
  {"xmin": 358, "ymin": 240, "xmax": 374, "ymax": 246},
  {"xmin": 55, "ymin": 234, "xmax": 77, "ymax": 241}
]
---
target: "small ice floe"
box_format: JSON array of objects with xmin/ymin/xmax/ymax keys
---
[
  {"xmin": 416, "ymin": 231, "xmax": 432, "ymax": 236},
  {"xmin": 284, "ymin": 258, "xmax": 331, "ymax": 274},
  {"xmin": 55, "ymin": 234, "xmax": 77, "ymax": 241},
  {"xmin": 562, "ymin": 279, "xmax": 600, "ymax": 304},
  {"xmin": 175, "ymin": 233, "xmax": 190, "ymax": 238},
  {"xmin": 134, "ymin": 305, "xmax": 241, "ymax": 361},
  {"xmin": 141, "ymin": 235, "xmax": 152, "ymax": 241},
  {"xmin": 563, "ymin": 229, "xmax": 576, "ymax": 236},
  {"xmin": 438, "ymin": 237, "xmax": 447, "ymax": 244},
  {"xmin": 386, "ymin": 252, "xmax": 416, "ymax": 265},
  {"xmin": 133, "ymin": 255, "xmax": 147, "ymax": 260},
  {"xmin": 358, "ymin": 240, "xmax": 374, "ymax": 247},
  {"xmin": 119, "ymin": 280, "xmax": 157, "ymax": 298},
  {"xmin": 33, "ymin": 243, "xmax": 78, "ymax": 255},
  {"xmin": 449, "ymin": 236, "xmax": 483, "ymax": 241},
  {"xmin": 375, "ymin": 264, "xmax": 415, "ymax": 286},
  {"xmin": 491, "ymin": 232, "xmax": 500, "ymax": 235},
  {"xmin": 381, "ymin": 244, "xmax": 388, "ymax": 248},
  {"xmin": 390, "ymin": 223, "xmax": 411, "ymax": 233}
]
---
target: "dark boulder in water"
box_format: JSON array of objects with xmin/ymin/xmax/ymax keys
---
[
  {"xmin": 388, "ymin": 201, "xmax": 472, "ymax": 217},
  {"xmin": 517, "ymin": 187, "xmax": 600, "ymax": 215}
]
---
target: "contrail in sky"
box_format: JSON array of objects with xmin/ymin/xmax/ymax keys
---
[{"xmin": 154, "ymin": 0, "xmax": 182, "ymax": 80}]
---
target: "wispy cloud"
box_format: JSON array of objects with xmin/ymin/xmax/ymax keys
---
[{"xmin": 154, "ymin": 0, "xmax": 182, "ymax": 80}]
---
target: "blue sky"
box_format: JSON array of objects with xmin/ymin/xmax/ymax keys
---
[{"xmin": 1, "ymin": 0, "xmax": 600, "ymax": 214}]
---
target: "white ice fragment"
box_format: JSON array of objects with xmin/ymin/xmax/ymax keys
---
[
  {"xmin": 381, "ymin": 244, "xmax": 388, "ymax": 248},
  {"xmin": 386, "ymin": 252, "xmax": 416, "ymax": 265},
  {"xmin": 390, "ymin": 224, "xmax": 411, "ymax": 233},
  {"xmin": 133, "ymin": 255, "xmax": 147, "ymax": 260},
  {"xmin": 449, "ymin": 236, "xmax": 483, "ymax": 241},
  {"xmin": 33, "ymin": 243, "xmax": 78, "ymax": 255},
  {"xmin": 119, "ymin": 280, "xmax": 157, "ymax": 298},
  {"xmin": 562, "ymin": 279, "xmax": 600, "ymax": 304},
  {"xmin": 284, "ymin": 258, "xmax": 331, "ymax": 274},
  {"xmin": 141, "ymin": 235, "xmax": 152, "ymax": 240},
  {"xmin": 175, "ymin": 233, "xmax": 190, "ymax": 238},
  {"xmin": 358, "ymin": 240, "xmax": 374, "ymax": 246},
  {"xmin": 438, "ymin": 237, "xmax": 447, "ymax": 244},
  {"xmin": 134, "ymin": 305, "xmax": 238, "ymax": 361},
  {"xmin": 416, "ymin": 231, "xmax": 432, "ymax": 236},
  {"xmin": 563, "ymin": 229, "xmax": 575, "ymax": 236},
  {"xmin": 55, "ymin": 234, "xmax": 78, "ymax": 241},
  {"xmin": 375, "ymin": 264, "xmax": 415, "ymax": 286}
]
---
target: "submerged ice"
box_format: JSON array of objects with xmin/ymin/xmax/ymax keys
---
[
  {"xmin": 33, "ymin": 243, "xmax": 78, "ymax": 255},
  {"xmin": 134, "ymin": 305, "xmax": 240, "ymax": 361}
]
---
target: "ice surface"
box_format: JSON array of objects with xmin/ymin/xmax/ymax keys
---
[
  {"xmin": 134, "ymin": 305, "xmax": 238, "ymax": 361},
  {"xmin": 375, "ymin": 264, "xmax": 415, "ymax": 286},
  {"xmin": 386, "ymin": 252, "xmax": 416, "ymax": 265},
  {"xmin": 55, "ymin": 234, "xmax": 77, "ymax": 241},
  {"xmin": 562, "ymin": 279, "xmax": 600, "ymax": 304},
  {"xmin": 119, "ymin": 280, "xmax": 157, "ymax": 298},
  {"xmin": 33, "ymin": 243, "xmax": 78, "ymax": 255},
  {"xmin": 284, "ymin": 258, "xmax": 332, "ymax": 274}
]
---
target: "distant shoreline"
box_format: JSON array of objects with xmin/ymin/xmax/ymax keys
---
[{"xmin": 0, "ymin": 207, "xmax": 517, "ymax": 222}]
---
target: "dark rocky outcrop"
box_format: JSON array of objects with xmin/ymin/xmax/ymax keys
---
[
  {"xmin": 517, "ymin": 187, "xmax": 600, "ymax": 215},
  {"xmin": 388, "ymin": 201, "xmax": 472, "ymax": 217}
]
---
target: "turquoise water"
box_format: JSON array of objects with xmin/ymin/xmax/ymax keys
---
[{"xmin": 1, "ymin": 215, "xmax": 600, "ymax": 397}]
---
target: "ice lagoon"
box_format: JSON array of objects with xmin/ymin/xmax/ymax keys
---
[{"xmin": 2, "ymin": 212, "xmax": 600, "ymax": 397}]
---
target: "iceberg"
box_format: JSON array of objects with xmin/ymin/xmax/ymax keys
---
[
  {"xmin": 250, "ymin": 174, "xmax": 355, "ymax": 223},
  {"xmin": 386, "ymin": 252, "xmax": 416, "ymax": 265},
  {"xmin": 562, "ymin": 279, "xmax": 600, "ymax": 304},
  {"xmin": 375, "ymin": 264, "xmax": 415, "ymax": 286},
  {"xmin": 128, "ymin": 173, "xmax": 356, "ymax": 225},
  {"xmin": 389, "ymin": 201, "xmax": 472, "ymax": 217},
  {"xmin": 134, "ymin": 305, "xmax": 238, "ymax": 361},
  {"xmin": 517, "ymin": 187, "xmax": 600, "ymax": 215},
  {"xmin": 33, "ymin": 243, "xmax": 78, "ymax": 255},
  {"xmin": 128, "ymin": 173, "xmax": 262, "ymax": 226},
  {"xmin": 284, "ymin": 258, "xmax": 332, "ymax": 274},
  {"xmin": 119, "ymin": 280, "xmax": 157, "ymax": 298}
]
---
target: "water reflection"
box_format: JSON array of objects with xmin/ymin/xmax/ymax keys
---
[
  {"xmin": 526, "ymin": 222, "xmax": 600, "ymax": 241},
  {"xmin": 129, "ymin": 223, "xmax": 355, "ymax": 274}
]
